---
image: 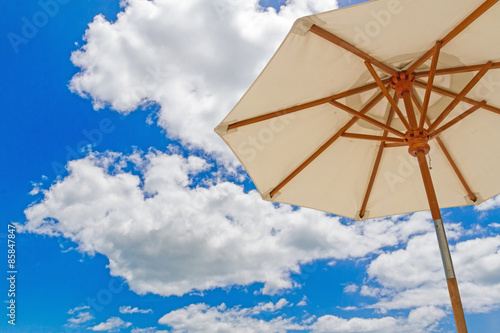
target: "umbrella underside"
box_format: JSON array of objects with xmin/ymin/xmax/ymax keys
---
[{"xmin": 217, "ymin": 0, "xmax": 500, "ymax": 221}]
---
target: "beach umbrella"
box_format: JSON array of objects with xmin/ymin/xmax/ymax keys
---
[{"xmin": 215, "ymin": 0, "xmax": 500, "ymax": 331}]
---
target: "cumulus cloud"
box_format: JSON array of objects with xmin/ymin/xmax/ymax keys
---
[
  {"xmin": 158, "ymin": 302, "xmax": 445, "ymax": 333},
  {"xmin": 158, "ymin": 301, "xmax": 303, "ymax": 333},
  {"xmin": 131, "ymin": 328, "xmax": 168, "ymax": 333},
  {"xmin": 310, "ymin": 306, "xmax": 445, "ymax": 333},
  {"xmin": 20, "ymin": 151, "xmax": 431, "ymax": 296},
  {"xmin": 361, "ymin": 232, "xmax": 500, "ymax": 313},
  {"xmin": 69, "ymin": 0, "xmax": 338, "ymax": 159},
  {"xmin": 89, "ymin": 317, "xmax": 132, "ymax": 332},
  {"xmin": 67, "ymin": 311, "xmax": 94, "ymax": 325},
  {"xmin": 475, "ymin": 195, "xmax": 500, "ymax": 211},
  {"xmin": 297, "ymin": 296, "xmax": 308, "ymax": 306},
  {"xmin": 68, "ymin": 305, "xmax": 90, "ymax": 314},
  {"xmin": 119, "ymin": 305, "xmax": 153, "ymax": 314},
  {"xmin": 343, "ymin": 283, "xmax": 359, "ymax": 293}
]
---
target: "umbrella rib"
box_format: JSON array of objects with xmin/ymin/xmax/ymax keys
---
[
  {"xmin": 359, "ymin": 100, "xmax": 396, "ymax": 218},
  {"xmin": 420, "ymin": 41, "xmax": 442, "ymax": 131},
  {"xmin": 430, "ymin": 101, "xmax": 487, "ymax": 138},
  {"xmin": 414, "ymin": 80, "xmax": 500, "ymax": 115},
  {"xmin": 329, "ymin": 100, "xmax": 405, "ymax": 138},
  {"xmin": 309, "ymin": 25, "xmax": 397, "ymax": 76},
  {"xmin": 269, "ymin": 90, "xmax": 385, "ymax": 198},
  {"xmin": 402, "ymin": 91, "xmax": 418, "ymax": 130},
  {"xmin": 428, "ymin": 61, "xmax": 492, "ymax": 132},
  {"xmin": 414, "ymin": 61, "xmax": 500, "ymax": 77},
  {"xmin": 411, "ymin": 91, "xmax": 477, "ymax": 202},
  {"xmin": 226, "ymin": 80, "xmax": 389, "ymax": 130},
  {"xmin": 407, "ymin": 0, "xmax": 499, "ymax": 73},
  {"xmin": 341, "ymin": 133, "xmax": 404, "ymax": 143},
  {"xmin": 365, "ymin": 62, "xmax": 412, "ymax": 131},
  {"xmin": 384, "ymin": 142, "xmax": 406, "ymax": 148}
]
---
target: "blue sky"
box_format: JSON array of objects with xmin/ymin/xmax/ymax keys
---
[{"xmin": 2, "ymin": 0, "xmax": 500, "ymax": 332}]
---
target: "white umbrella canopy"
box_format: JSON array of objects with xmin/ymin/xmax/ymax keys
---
[
  {"xmin": 216, "ymin": 0, "xmax": 500, "ymax": 332},
  {"xmin": 216, "ymin": 0, "xmax": 500, "ymax": 221}
]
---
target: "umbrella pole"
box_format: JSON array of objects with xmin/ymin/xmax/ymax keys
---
[{"xmin": 416, "ymin": 151, "xmax": 468, "ymax": 333}]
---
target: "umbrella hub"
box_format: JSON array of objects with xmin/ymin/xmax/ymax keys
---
[
  {"xmin": 391, "ymin": 72, "xmax": 415, "ymax": 98},
  {"xmin": 405, "ymin": 129, "xmax": 430, "ymax": 156}
]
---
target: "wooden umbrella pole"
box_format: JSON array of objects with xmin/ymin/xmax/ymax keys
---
[{"xmin": 415, "ymin": 151, "xmax": 468, "ymax": 333}]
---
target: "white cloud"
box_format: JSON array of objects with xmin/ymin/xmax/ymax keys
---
[
  {"xmin": 158, "ymin": 302, "xmax": 445, "ymax": 333},
  {"xmin": 67, "ymin": 311, "xmax": 94, "ymax": 324},
  {"xmin": 158, "ymin": 301, "xmax": 304, "ymax": 333},
  {"xmin": 363, "ymin": 231, "xmax": 500, "ymax": 313},
  {"xmin": 310, "ymin": 306, "xmax": 445, "ymax": 333},
  {"xmin": 20, "ymin": 151, "xmax": 431, "ymax": 296},
  {"xmin": 119, "ymin": 305, "xmax": 153, "ymax": 314},
  {"xmin": 475, "ymin": 195, "xmax": 500, "ymax": 211},
  {"xmin": 343, "ymin": 284, "xmax": 359, "ymax": 293},
  {"xmin": 89, "ymin": 317, "xmax": 132, "ymax": 332},
  {"xmin": 131, "ymin": 328, "xmax": 168, "ymax": 333},
  {"xmin": 69, "ymin": 0, "xmax": 338, "ymax": 159},
  {"xmin": 252, "ymin": 298, "xmax": 289, "ymax": 313},
  {"xmin": 68, "ymin": 305, "xmax": 90, "ymax": 314},
  {"xmin": 339, "ymin": 306, "xmax": 357, "ymax": 311},
  {"xmin": 297, "ymin": 296, "xmax": 308, "ymax": 306}
]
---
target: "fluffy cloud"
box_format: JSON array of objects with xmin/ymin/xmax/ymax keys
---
[
  {"xmin": 90, "ymin": 317, "xmax": 132, "ymax": 332},
  {"xmin": 67, "ymin": 305, "xmax": 90, "ymax": 314},
  {"xmin": 20, "ymin": 151, "xmax": 431, "ymax": 296},
  {"xmin": 69, "ymin": 0, "xmax": 338, "ymax": 158},
  {"xmin": 158, "ymin": 302, "xmax": 445, "ymax": 333},
  {"xmin": 475, "ymin": 195, "xmax": 500, "ymax": 211},
  {"xmin": 158, "ymin": 301, "xmax": 303, "ymax": 333},
  {"xmin": 310, "ymin": 306, "xmax": 445, "ymax": 333},
  {"xmin": 119, "ymin": 306, "xmax": 153, "ymax": 314},
  {"xmin": 343, "ymin": 283, "xmax": 359, "ymax": 293},
  {"xmin": 67, "ymin": 311, "xmax": 94, "ymax": 325},
  {"xmin": 361, "ymin": 231, "xmax": 500, "ymax": 313},
  {"xmin": 131, "ymin": 328, "xmax": 168, "ymax": 333}
]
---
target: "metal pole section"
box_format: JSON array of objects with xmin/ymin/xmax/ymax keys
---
[{"xmin": 416, "ymin": 151, "xmax": 468, "ymax": 333}]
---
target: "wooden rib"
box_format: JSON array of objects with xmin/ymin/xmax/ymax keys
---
[
  {"xmin": 359, "ymin": 105, "xmax": 396, "ymax": 218},
  {"xmin": 407, "ymin": 0, "xmax": 498, "ymax": 73},
  {"xmin": 309, "ymin": 25, "xmax": 397, "ymax": 76},
  {"xmin": 428, "ymin": 61, "xmax": 492, "ymax": 132},
  {"xmin": 331, "ymin": 79, "xmax": 392, "ymax": 100},
  {"xmin": 414, "ymin": 80, "xmax": 500, "ymax": 115},
  {"xmin": 414, "ymin": 61, "xmax": 500, "ymax": 77},
  {"xmin": 402, "ymin": 91, "xmax": 418, "ymax": 129},
  {"xmin": 436, "ymin": 138, "xmax": 477, "ymax": 202},
  {"xmin": 341, "ymin": 133, "xmax": 404, "ymax": 143},
  {"xmin": 384, "ymin": 142, "xmax": 406, "ymax": 148},
  {"xmin": 269, "ymin": 91, "xmax": 385, "ymax": 198},
  {"xmin": 411, "ymin": 91, "xmax": 477, "ymax": 202},
  {"xmin": 431, "ymin": 102, "xmax": 486, "ymax": 138},
  {"xmin": 227, "ymin": 79, "xmax": 390, "ymax": 130},
  {"xmin": 365, "ymin": 62, "xmax": 411, "ymax": 131},
  {"xmin": 420, "ymin": 41, "xmax": 442, "ymax": 130},
  {"xmin": 228, "ymin": 98, "xmax": 330, "ymax": 130},
  {"xmin": 330, "ymin": 100, "xmax": 405, "ymax": 138}
]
